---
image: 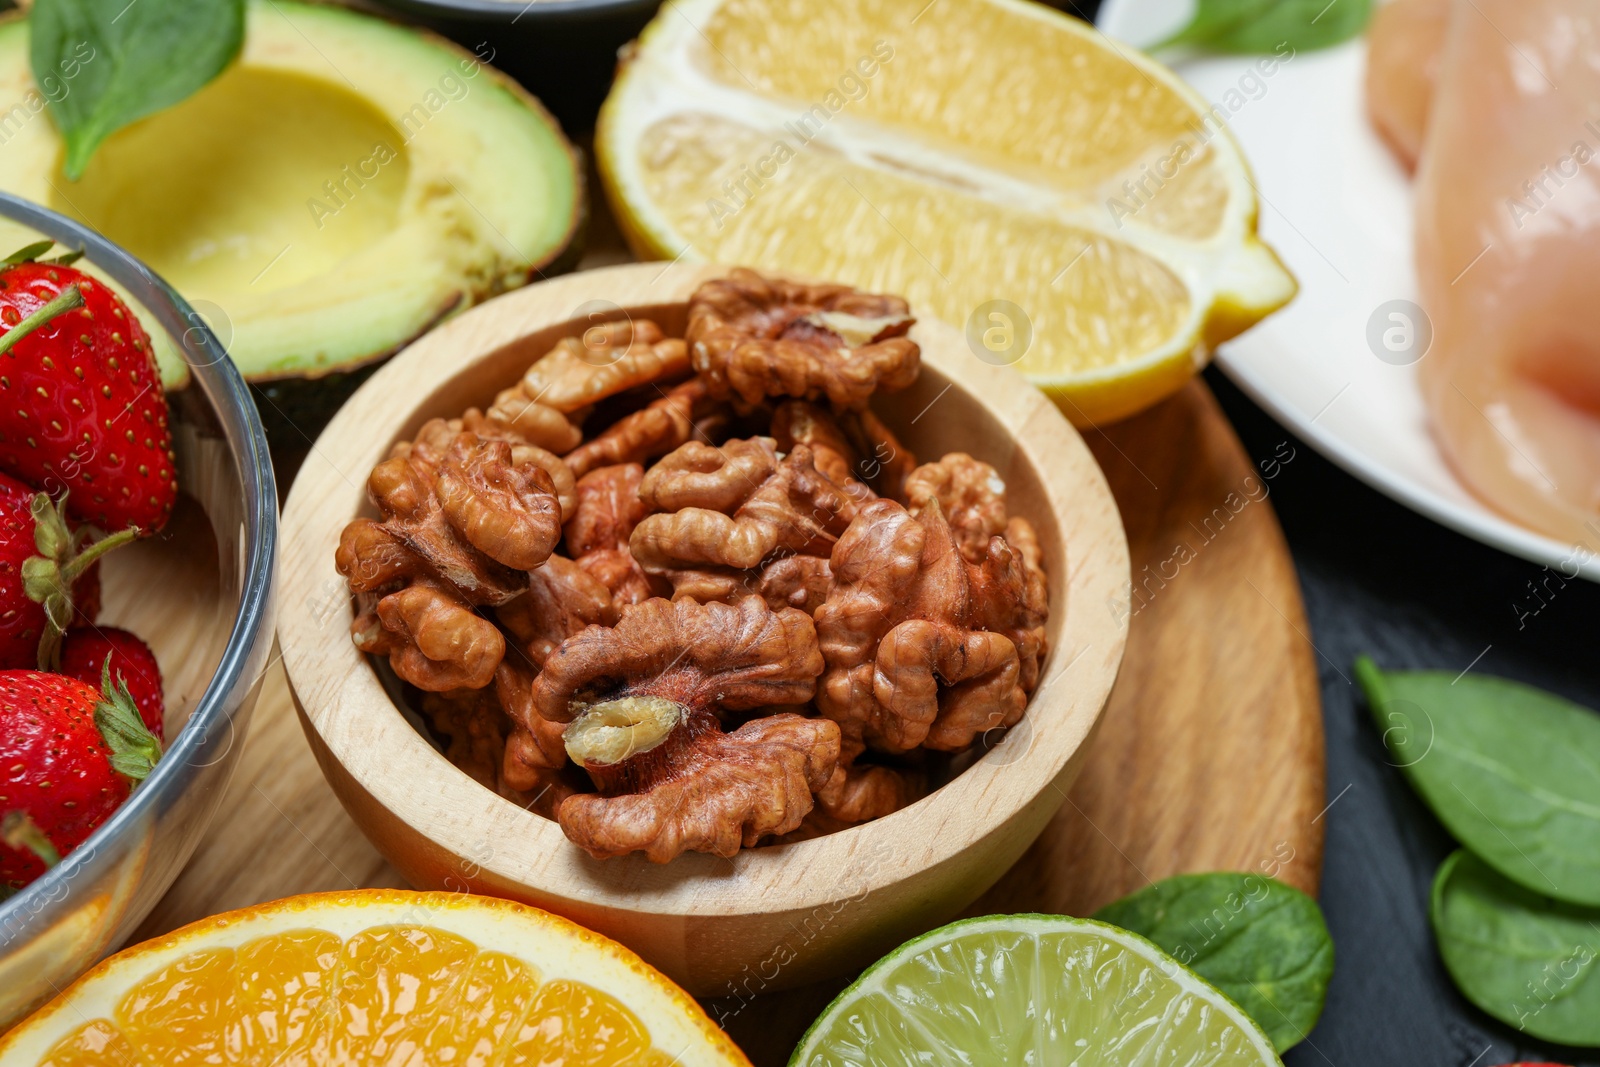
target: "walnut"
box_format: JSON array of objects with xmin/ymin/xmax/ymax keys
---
[
  {"xmin": 772, "ymin": 401, "xmax": 871, "ymax": 498},
  {"xmin": 494, "ymin": 554, "xmax": 617, "ymax": 670},
  {"xmin": 341, "ymin": 453, "xmax": 523, "ymax": 605},
  {"xmin": 770, "ymin": 401, "xmax": 919, "ymax": 503},
  {"xmin": 563, "ymin": 379, "xmax": 722, "ymax": 478},
  {"xmin": 353, "ymin": 578, "xmax": 505, "ymax": 691},
  {"xmin": 815, "ymin": 495, "xmax": 1047, "ymax": 755},
  {"xmin": 638, "ymin": 437, "xmax": 778, "ymax": 512},
  {"xmin": 334, "ymin": 519, "xmax": 422, "ymax": 595},
  {"xmin": 647, "ymin": 555, "xmax": 831, "ymax": 616},
  {"xmin": 653, "ymin": 565, "xmax": 750, "ymax": 604},
  {"xmin": 484, "ymin": 388, "xmax": 582, "ymax": 454},
  {"xmin": 494, "ymin": 659, "xmax": 577, "ymax": 797},
  {"xmin": 687, "ymin": 269, "xmax": 920, "ymax": 411},
  {"xmin": 434, "ymin": 432, "xmax": 563, "ymax": 571},
  {"xmin": 631, "ymin": 440, "xmax": 857, "ymax": 574},
  {"xmin": 335, "ymin": 278, "xmax": 1049, "ymax": 858},
  {"xmin": 815, "ymin": 759, "xmax": 926, "ymax": 824},
  {"xmin": 849, "ymin": 409, "xmax": 917, "ymax": 501},
  {"xmin": 906, "ymin": 453, "xmax": 1008, "ymax": 563},
  {"xmin": 417, "ymin": 686, "xmax": 510, "ymax": 790},
  {"xmin": 529, "ymin": 597, "xmax": 822, "ymax": 724},
  {"xmin": 338, "ymin": 424, "xmax": 564, "ymax": 691},
  {"xmin": 524, "ymin": 596, "xmax": 835, "ymax": 860},
  {"xmin": 560, "ymin": 712, "xmax": 838, "ymax": 861},
  {"xmin": 564, "ymin": 464, "xmax": 661, "ymax": 605},
  {"xmin": 340, "ymin": 428, "xmax": 562, "ymax": 606},
  {"xmin": 392, "ymin": 414, "xmax": 576, "ymax": 523},
  {"xmin": 518, "ymin": 320, "xmax": 689, "ymax": 413},
  {"xmin": 417, "ymin": 684, "xmax": 573, "ymax": 818},
  {"xmin": 978, "ymin": 516, "xmax": 1050, "ymax": 694},
  {"xmin": 475, "ymin": 324, "xmax": 686, "ymax": 455},
  {"xmin": 754, "ymin": 554, "xmax": 833, "ymax": 615}
]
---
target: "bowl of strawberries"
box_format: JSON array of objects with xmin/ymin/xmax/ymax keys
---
[{"xmin": 0, "ymin": 194, "xmax": 276, "ymax": 1026}]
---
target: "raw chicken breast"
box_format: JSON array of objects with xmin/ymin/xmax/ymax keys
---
[
  {"xmin": 1365, "ymin": 0, "xmax": 1450, "ymax": 170},
  {"xmin": 1416, "ymin": 0, "xmax": 1600, "ymax": 545}
]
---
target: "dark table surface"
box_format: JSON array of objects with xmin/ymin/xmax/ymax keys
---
[{"xmin": 1208, "ymin": 365, "xmax": 1600, "ymax": 1067}]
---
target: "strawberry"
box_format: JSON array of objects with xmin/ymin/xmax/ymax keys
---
[
  {"xmin": 0, "ymin": 667, "xmax": 159, "ymax": 889},
  {"xmin": 59, "ymin": 626, "xmax": 164, "ymax": 740},
  {"xmin": 0, "ymin": 241, "xmax": 175, "ymax": 533},
  {"xmin": 0, "ymin": 475, "xmax": 132, "ymax": 670}
]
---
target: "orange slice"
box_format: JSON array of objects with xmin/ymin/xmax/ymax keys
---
[{"xmin": 0, "ymin": 889, "xmax": 749, "ymax": 1067}]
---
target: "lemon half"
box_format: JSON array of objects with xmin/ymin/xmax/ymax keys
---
[{"xmin": 597, "ymin": 0, "xmax": 1295, "ymax": 425}]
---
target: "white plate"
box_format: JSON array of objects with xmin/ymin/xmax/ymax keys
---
[{"xmin": 1097, "ymin": 0, "xmax": 1600, "ymax": 581}]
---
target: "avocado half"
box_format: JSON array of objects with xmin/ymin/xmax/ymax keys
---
[{"xmin": 0, "ymin": 0, "xmax": 582, "ymax": 430}]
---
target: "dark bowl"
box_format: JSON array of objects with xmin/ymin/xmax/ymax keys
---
[{"xmin": 371, "ymin": 0, "xmax": 661, "ymax": 132}]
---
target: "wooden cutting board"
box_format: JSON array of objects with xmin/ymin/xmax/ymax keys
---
[{"xmin": 133, "ymin": 376, "xmax": 1325, "ymax": 1064}]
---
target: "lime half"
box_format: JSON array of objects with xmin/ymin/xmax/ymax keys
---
[{"xmin": 791, "ymin": 914, "xmax": 1283, "ymax": 1066}]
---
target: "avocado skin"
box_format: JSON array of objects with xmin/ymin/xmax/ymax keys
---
[{"xmin": 251, "ymin": 367, "xmax": 382, "ymax": 452}]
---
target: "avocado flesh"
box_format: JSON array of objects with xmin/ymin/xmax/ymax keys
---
[{"xmin": 0, "ymin": 0, "xmax": 581, "ymax": 393}]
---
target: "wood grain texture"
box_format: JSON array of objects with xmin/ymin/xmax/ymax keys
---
[{"xmin": 973, "ymin": 380, "xmax": 1325, "ymax": 917}]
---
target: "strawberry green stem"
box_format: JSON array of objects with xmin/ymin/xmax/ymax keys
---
[
  {"xmin": 23, "ymin": 492, "xmax": 140, "ymax": 672},
  {"xmin": 1, "ymin": 240, "xmax": 54, "ymax": 267},
  {"xmin": 0, "ymin": 283, "xmax": 84, "ymax": 359},
  {"xmin": 95, "ymin": 660, "xmax": 161, "ymax": 783},
  {"xmin": 1, "ymin": 811, "xmax": 61, "ymax": 868}
]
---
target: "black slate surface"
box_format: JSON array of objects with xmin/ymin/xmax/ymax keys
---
[{"xmin": 1208, "ymin": 365, "xmax": 1600, "ymax": 1067}]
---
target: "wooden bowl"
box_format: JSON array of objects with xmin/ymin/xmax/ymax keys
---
[{"xmin": 279, "ymin": 263, "xmax": 1129, "ymax": 996}]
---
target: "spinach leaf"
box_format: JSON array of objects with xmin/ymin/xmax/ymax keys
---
[
  {"xmin": 1432, "ymin": 849, "xmax": 1600, "ymax": 1046},
  {"xmin": 1094, "ymin": 872, "xmax": 1333, "ymax": 1051},
  {"xmin": 31, "ymin": 0, "xmax": 246, "ymax": 180},
  {"xmin": 1156, "ymin": 0, "xmax": 1373, "ymax": 55},
  {"xmin": 1357, "ymin": 657, "xmax": 1600, "ymax": 908}
]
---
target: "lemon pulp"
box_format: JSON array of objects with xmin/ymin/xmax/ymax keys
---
[{"xmin": 599, "ymin": 0, "xmax": 1295, "ymax": 425}]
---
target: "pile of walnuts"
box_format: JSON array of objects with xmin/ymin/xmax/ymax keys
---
[{"xmin": 336, "ymin": 269, "xmax": 1050, "ymax": 863}]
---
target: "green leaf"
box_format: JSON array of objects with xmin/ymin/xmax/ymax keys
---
[
  {"xmin": 1094, "ymin": 872, "xmax": 1333, "ymax": 1051},
  {"xmin": 1432, "ymin": 849, "xmax": 1600, "ymax": 1046},
  {"xmin": 1156, "ymin": 0, "xmax": 1373, "ymax": 55},
  {"xmin": 1357, "ymin": 656, "xmax": 1600, "ymax": 907},
  {"xmin": 30, "ymin": 0, "xmax": 246, "ymax": 180}
]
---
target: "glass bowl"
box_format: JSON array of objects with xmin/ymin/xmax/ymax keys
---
[{"xmin": 0, "ymin": 193, "xmax": 278, "ymax": 1027}]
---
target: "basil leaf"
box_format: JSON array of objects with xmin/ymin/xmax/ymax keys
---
[
  {"xmin": 1157, "ymin": 0, "xmax": 1373, "ymax": 55},
  {"xmin": 1432, "ymin": 849, "xmax": 1600, "ymax": 1046},
  {"xmin": 1094, "ymin": 872, "xmax": 1333, "ymax": 1051},
  {"xmin": 30, "ymin": 0, "xmax": 246, "ymax": 180},
  {"xmin": 1358, "ymin": 657, "xmax": 1600, "ymax": 908}
]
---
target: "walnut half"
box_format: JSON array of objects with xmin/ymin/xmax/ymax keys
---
[
  {"xmin": 526, "ymin": 597, "xmax": 838, "ymax": 861},
  {"xmin": 687, "ymin": 268, "xmax": 920, "ymax": 411}
]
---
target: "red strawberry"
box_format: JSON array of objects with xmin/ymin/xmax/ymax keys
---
[
  {"xmin": 0, "ymin": 475, "xmax": 132, "ymax": 670},
  {"xmin": 0, "ymin": 668, "xmax": 159, "ymax": 889},
  {"xmin": 59, "ymin": 626, "xmax": 163, "ymax": 740},
  {"xmin": 0, "ymin": 241, "xmax": 175, "ymax": 533}
]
